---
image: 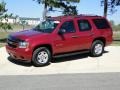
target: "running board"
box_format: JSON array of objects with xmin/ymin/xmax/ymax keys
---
[{"xmin": 54, "ymin": 50, "xmax": 89, "ymax": 58}]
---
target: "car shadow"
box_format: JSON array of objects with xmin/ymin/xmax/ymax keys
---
[
  {"xmin": 104, "ymin": 50, "xmax": 109, "ymax": 53},
  {"xmin": 52, "ymin": 53, "xmax": 89, "ymax": 63},
  {"xmin": 8, "ymin": 56, "xmax": 32, "ymax": 67},
  {"xmin": 52, "ymin": 50, "xmax": 109, "ymax": 63},
  {"xmin": 7, "ymin": 56, "xmax": 50, "ymax": 67}
]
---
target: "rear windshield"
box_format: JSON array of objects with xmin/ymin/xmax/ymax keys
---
[{"xmin": 93, "ymin": 19, "xmax": 110, "ymax": 29}]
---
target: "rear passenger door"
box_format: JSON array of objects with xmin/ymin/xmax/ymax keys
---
[{"xmin": 76, "ymin": 19, "xmax": 93, "ymax": 49}]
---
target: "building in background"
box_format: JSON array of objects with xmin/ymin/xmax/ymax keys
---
[
  {"xmin": 1, "ymin": 17, "xmax": 40, "ymax": 25},
  {"xmin": 19, "ymin": 17, "xmax": 40, "ymax": 25}
]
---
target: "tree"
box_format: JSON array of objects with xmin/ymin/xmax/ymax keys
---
[
  {"xmin": 14, "ymin": 15, "xmax": 19, "ymax": 24},
  {"xmin": 33, "ymin": 0, "xmax": 80, "ymax": 20},
  {"xmin": 19, "ymin": 20, "xmax": 28, "ymax": 30},
  {"xmin": 53, "ymin": 1, "xmax": 79, "ymax": 15},
  {"xmin": 101, "ymin": 0, "xmax": 120, "ymax": 17},
  {"xmin": 111, "ymin": 0, "xmax": 120, "ymax": 5},
  {"xmin": 63, "ymin": 6, "xmax": 78, "ymax": 15},
  {"xmin": 0, "ymin": 1, "xmax": 12, "ymax": 31},
  {"xmin": 103, "ymin": 0, "xmax": 108, "ymax": 17}
]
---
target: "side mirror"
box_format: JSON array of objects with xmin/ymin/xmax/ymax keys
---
[{"xmin": 58, "ymin": 29, "xmax": 66, "ymax": 35}]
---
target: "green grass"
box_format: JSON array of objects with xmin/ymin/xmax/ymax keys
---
[
  {"xmin": 0, "ymin": 24, "xmax": 34, "ymax": 32},
  {"xmin": 112, "ymin": 41, "xmax": 120, "ymax": 46},
  {"xmin": 11, "ymin": 24, "xmax": 34, "ymax": 31},
  {"xmin": 0, "ymin": 32, "xmax": 9, "ymax": 47},
  {"xmin": 0, "ymin": 24, "xmax": 34, "ymax": 48},
  {"xmin": 112, "ymin": 32, "xmax": 120, "ymax": 46}
]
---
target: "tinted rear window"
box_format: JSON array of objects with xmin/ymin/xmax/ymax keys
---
[
  {"xmin": 93, "ymin": 19, "xmax": 110, "ymax": 29},
  {"xmin": 77, "ymin": 20, "xmax": 92, "ymax": 31}
]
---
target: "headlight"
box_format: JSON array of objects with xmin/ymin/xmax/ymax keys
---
[{"xmin": 18, "ymin": 41, "xmax": 29, "ymax": 48}]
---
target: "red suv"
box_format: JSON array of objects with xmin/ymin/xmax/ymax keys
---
[{"xmin": 6, "ymin": 15, "xmax": 113, "ymax": 66}]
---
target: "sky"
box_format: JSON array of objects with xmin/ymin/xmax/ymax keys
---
[{"xmin": 2, "ymin": 0, "xmax": 120, "ymax": 24}]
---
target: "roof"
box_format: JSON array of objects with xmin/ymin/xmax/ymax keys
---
[{"xmin": 47, "ymin": 14, "xmax": 103, "ymax": 21}]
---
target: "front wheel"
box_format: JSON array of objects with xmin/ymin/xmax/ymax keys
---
[
  {"xmin": 32, "ymin": 47, "xmax": 51, "ymax": 67},
  {"xmin": 90, "ymin": 40, "xmax": 104, "ymax": 57}
]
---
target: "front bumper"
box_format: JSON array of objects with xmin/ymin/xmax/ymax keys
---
[{"xmin": 6, "ymin": 45, "xmax": 32, "ymax": 62}]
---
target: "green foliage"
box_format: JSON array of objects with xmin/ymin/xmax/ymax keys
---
[
  {"xmin": 34, "ymin": 0, "xmax": 80, "ymax": 17},
  {"xmin": 0, "ymin": 22, "xmax": 12, "ymax": 30},
  {"xmin": 111, "ymin": 0, "xmax": 120, "ymax": 6},
  {"xmin": 19, "ymin": 20, "xmax": 28, "ymax": 30},
  {"xmin": 0, "ymin": 1, "xmax": 12, "ymax": 30},
  {"xmin": 63, "ymin": 6, "xmax": 78, "ymax": 15},
  {"xmin": 101, "ymin": 0, "xmax": 120, "ymax": 17}
]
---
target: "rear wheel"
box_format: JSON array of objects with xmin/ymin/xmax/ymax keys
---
[
  {"xmin": 90, "ymin": 40, "xmax": 104, "ymax": 57},
  {"xmin": 32, "ymin": 47, "xmax": 51, "ymax": 67}
]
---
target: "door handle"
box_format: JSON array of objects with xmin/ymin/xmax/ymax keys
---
[
  {"xmin": 72, "ymin": 36, "xmax": 79, "ymax": 38},
  {"xmin": 90, "ymin": 32, "xmax": 94, "ymax": 36}
]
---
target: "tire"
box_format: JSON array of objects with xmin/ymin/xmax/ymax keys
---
[
  {"xmin": 90, "ymin": 40, "xmax": 104, "ymax": 57},
  {"xmin": 32, "ymin": 47, "xmax": 51, "ymax": 67}
]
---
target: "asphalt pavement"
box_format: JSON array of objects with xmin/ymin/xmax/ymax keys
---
[{"xmin": 0, "ymin": 73, "xmax": 120, "ymax": 90}]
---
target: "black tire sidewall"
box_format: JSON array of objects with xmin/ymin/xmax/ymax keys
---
[
  {"xmin": 32, "ymin": 47, "xmax": 51, "ymax": 67},
  {"xmin": 90, "ymin": 40, "xmax": 104, "ymax": 57}
]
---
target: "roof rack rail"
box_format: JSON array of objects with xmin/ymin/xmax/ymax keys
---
[{"xmin": 79, "ymin": 14, "xmax": 98, "ymax": 16}]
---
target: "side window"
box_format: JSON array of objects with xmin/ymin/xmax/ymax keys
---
[
  {"xmin": 93, "ymin": 19, "xmax": 110, "ymax": 29},
  {"xmin": 60, "ymin": 21, "xmax": 75, "ymax": 33},
  {"xmin": 77, "ymin": 20, "xmax": 91, "ymax": 31}
]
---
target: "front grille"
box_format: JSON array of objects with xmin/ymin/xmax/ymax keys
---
[
  {"xmin": 7, "ymin": 39, "xmax": 18, "ymax": 48},
  {"xmin": 7, "ymin": 36, "xmax": 21, "ymax": 48}
]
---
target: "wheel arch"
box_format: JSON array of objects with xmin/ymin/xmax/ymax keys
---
[
  {"xmin": 33, "ymin": 44, "xmax": 53, "ymax": 55},
  {"xmin": 92, "ymin": 37, "xmax": 106, "ymax": 46}
]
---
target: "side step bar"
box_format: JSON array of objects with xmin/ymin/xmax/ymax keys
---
[{"xmin": 54, "ymin": 50, "xmax": 89, "ymax": 58}]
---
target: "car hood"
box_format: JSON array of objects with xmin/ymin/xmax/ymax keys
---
[{"xmin": 10, "ymin": 29, "xmax": 47, "ymax": 40}]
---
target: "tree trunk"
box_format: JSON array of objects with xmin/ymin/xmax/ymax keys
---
[
  {"xmin": 104, "ymin": 0, "xmax": 108, "ymax": 17},
  {"xmin": 42, "ymin": 2, "xmax": 47, "ymax": 21}
]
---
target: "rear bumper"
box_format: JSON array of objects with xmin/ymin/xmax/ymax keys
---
[{"xmin": 6, "ymin": 45, "xmax": 32, "ymax": 62}]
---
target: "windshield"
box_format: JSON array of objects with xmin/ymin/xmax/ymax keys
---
[{"xmin": 33, "ymin": 20, "xmax": 59, "ymax": 33}]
